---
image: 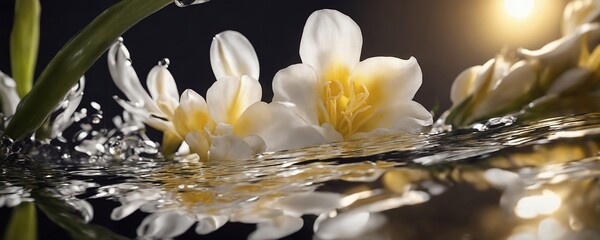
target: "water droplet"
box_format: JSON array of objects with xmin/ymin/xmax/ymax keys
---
[
  {"xmin": 91, "ymin": 114, "xmax": 103, "ymax": 124},
  {"xmin": 174, "ymin": 0, "xmax": 210, "ymax": 7},
  {"xmin": 91, "ymin": 102, "xmax": 101, "ymax": 111},
  {"xmin": 117, "ymin": 37, "xmax": 124, "ymax": 43},
  {"xmin": 158, "ymin": 58, "xmax": 170, "ymax": 68}
]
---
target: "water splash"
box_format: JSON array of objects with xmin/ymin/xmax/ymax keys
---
[{"xmin": 3, "ymin": 113, "xmax": 600, "ymax": 238}]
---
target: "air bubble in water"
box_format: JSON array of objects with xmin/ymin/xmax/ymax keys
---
[{"xmin": 174, "ymin": 0, "xmax": 210, "ymax": 7}]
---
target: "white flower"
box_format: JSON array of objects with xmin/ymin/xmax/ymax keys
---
[
  {"xmin": 0, "ymin": 71, "xmax": 21, "ymax": 117},
  {"xmin": 447, "ymin": 23, "xmax": 600, "ymax": 126},
  {"xmin": 0, "ymin": 70, "xmax": 84, "ymax": 138},
  {"xmin": 449, "ymin": 53, "xmax": 538, "ymax": 124},
  {"xmin": 172, "ymin": 30, "xmax": 266, "ymax": 160},
  {"xmin": 240, "ymin": 9, "xmax": 432, "ymax": 152},
  {"xmin": 109, "ymin": 39, "xmax": 186, "ymax": 154},
  {"xmin": 563, "ymin": 0, "xmax": 600, "ymax": 35}
]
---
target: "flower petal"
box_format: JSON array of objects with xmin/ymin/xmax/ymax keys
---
[
  {"xmin": 235, "ymin": 102, "xmax": 338, "ymax": 151},
  {"xmin": 207, "ymin": 75, "xmax": 262, "ymax": 125},
  {"xmin": 547, "ymin": 67, "xmax": 592, "ymax": 95},
  {"xmin": 471, "ymin": 62, "xmax": 538, "ymax": 121},
  {"xmin": 108, "ymin": 40, "xmax": 155, "ymax": 108},
  {"xmin": 195, "ymin": 215, "xmax": 228, "ymax": 235},
  {"xmin": 248, "ymin": 215, "xmax": 304, "ymax": 240},
  {"xmin": 355, "ymin": 100, "xmax": 433, "ymax": 135},
  {"xmin": 136, "ymin": 210, "xmax": 196, "ymax": 239},
  {"xmin": 314, "ymin": 211, "xmax": 370, "ymax": 240},
  {"xmin": 0, "ymin": 71, "xmax": 21, "ymax": 116},
  {"xmin": 185, "ymin": 131, "xmax": 211, "ymax": 161},
  {"xmin": 276, "ymin": 192, "xmax": 342, "ymax": 216},
  {"xmin": 450, "ymin": 65, "xmax": 483, "ymax": 105},
  {"xmin": 562, "ymin": 0, "xmax": 600, "ymax": 35},
  {"xmin": 519, "ymin": 23, "xmax": 600, "ymax": 70},
  {"xmin": 173, "ymin": 89, "xmax": 211, "ymax": 137},
  {"xmin": 300, "ymin": 9, "xmax": 363, "ymax": 75},
  {"xmin": 210, "ymin": 30, "xmax": 259, "ymax": 80},
  {"xmin": 51, "ymin": 77, "xmax": 85, "ymax": 138},
  {"xmin": 111, "ymin": 200, "xmax": 146, "ymax": 220},
  {"xmin": 272, "ymin": 64, "xmax": 320, "ymax": 124},
  {"xmin": 146, "ymin": 65, "xmax": 179, "ymax": 111},
  {"xmin": 209, "ymin": 133, "xmax": 255, "ymax": 160},
  {"xmin": 351, "ymin": 57, "xmax": 423, "ymax": 106}
]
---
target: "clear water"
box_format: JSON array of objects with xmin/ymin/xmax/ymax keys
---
[{"xmin": 2, "ymin": 113, "xmax": 600, "ymax": 239}]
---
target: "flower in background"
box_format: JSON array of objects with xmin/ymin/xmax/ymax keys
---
[
  {"xmin": 445, "ymin": 22, "xmax": 600, "ymax": 127},
  {"xmin": 448, "ymin": 51, "xmax": 539, "ymax": 126},
  {"xmin": 172, "ymin": 30, "xmax": 266, "ymax": 160},
  {"xmin": 108, "ymin": 39, "xmax": 183, "ymax": 154},
  {"xmin": 0, "ymin": 72, "xmax": 21, "ymax": 118},
  {"xmin": 563, "ymin": 0, "xmax": 600, "ymax": 35},
  {"xmin": 239, "ymin": 9, "xmax": 432, "ymax": 152}
]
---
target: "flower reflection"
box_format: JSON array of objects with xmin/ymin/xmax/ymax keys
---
[
  {"xmin": 514, "ymin": 190, "xmax": 562, "ymax": 219},
  {"xmin": 96, "ymin": 158, "xmax": 433, "ymax": 239},
  {"xmin": 0, "ymin": 184, "xmax": 31, "ymax": 208}
]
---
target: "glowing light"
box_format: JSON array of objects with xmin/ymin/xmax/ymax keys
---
[
  {"xmin": 514, "ymin": 190, "xmax": 561, "ymax": 219},
  {"xmin": 504, "ymin": 0, "xmax": 534, "ymax": 19}
]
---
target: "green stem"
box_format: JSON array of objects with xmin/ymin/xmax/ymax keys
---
[
  {"xmin": 10, "ymin": 0, "xmax": 40, "ymax": 98},
  {"xmin": 5, "ymin": 0, "xmax": 173, "ymax": 140},
  {"xmin": 4, "ymin": 202, "xmax": 37, "ymax": 240}
]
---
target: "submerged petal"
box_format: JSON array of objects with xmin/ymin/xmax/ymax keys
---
[
  {"xmin": 300, "ymin": 9, "xmax": 363, "ymax": 75},
  {"xmin": 209, "ymin": 133, "xmax": 256, "ymax": 160},
  {"xmin": 210, "ymin": 30, "xmax": 260, "ymax": 80}
]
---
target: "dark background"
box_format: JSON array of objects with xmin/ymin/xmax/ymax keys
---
[{"xmin": 0, "ymin": 0, "xmax": 568, "ymax": 120}]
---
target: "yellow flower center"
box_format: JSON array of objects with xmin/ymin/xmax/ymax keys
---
[{"xmin": 318, "ymin": 65, "xmax": 372, "ymax": 138}]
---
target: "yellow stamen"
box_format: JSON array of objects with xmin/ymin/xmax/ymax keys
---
[{"xmin": 318, "ymin": 65, "xmax": 372, "ymax": 137}]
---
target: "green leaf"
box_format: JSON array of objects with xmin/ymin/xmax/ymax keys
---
[
  {"xmin": 4, "ymin": 202, "xmax": 37, "ymax": 240},
  {"xmin": 10, "ymin": 0, "xmax": 40, "ymax": 98},
  {"xmin": 5, "ymin": 0, "xmax": 173, "ymax": 140}
]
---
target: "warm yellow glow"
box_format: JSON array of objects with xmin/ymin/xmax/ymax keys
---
[
  {"xmin": 504, "ymin": 0, "xmax": 534, "ymax": 19},
  {"xmin": 514, "ymin": 190, "xmax": 561, "ymax": 219}
]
